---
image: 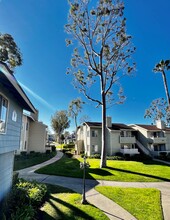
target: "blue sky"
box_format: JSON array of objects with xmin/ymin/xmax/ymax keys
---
[{"xmin": 0, "ymin": 0, "xmax": 170, "ymax": 132}]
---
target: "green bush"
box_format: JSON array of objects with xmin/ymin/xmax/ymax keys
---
[
  {"xmin": 46, "ymin": 150, "xmax": 51, "ymax": 154},
  {"xmin": 30, "ymin": 151, "xmax": 35, "ymax": 154},
  {"xmin": 13, "ymin": 171, "xmax": 19, "ymax": 185},
  {"xmin": 167, "ymin": 153, "xmax": 170, "ymax": 160},
  {"xmin": 159, "ymin": 152, "xmax": 167, "ymax": 160},
  {"xmin": 65, "ymin": 152, "xmax": 73, "ymax": 158},
  {"xmin": 17, "ymin": 179, "xmax": 47, "ymax": 208},
  {"xmin": 1, "ymin": 179, "xmax": 47, "ymax": 220},
  {"xmin": 89, "ymin": 154, "xmax": 101, "ymax": 159},
  {"xmin": 10, "ymin": 204, "xmax": 35, "ymax": 220},
  {"xmin": 106, "ymin": 155, "xmax": 124, "ymax": 160},
  {"xmin": 115, "ymin": 152, "xmax": 123, "ymax": 157},
  {"xmin": 51, "ymin": 145, "xmax": 56, "ymax": 152},
  {"xmin": 20, "ymin": 151, "xmax": 27, "ymax": 157}
]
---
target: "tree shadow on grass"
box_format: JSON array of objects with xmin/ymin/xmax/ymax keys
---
[
  {"xmin": 40, "ymin": 193, "xmax": 96, "ymax": 220},
  {"xmin": 106, "ymin": 166, "xmax": 170, "ymax": 182},
  {"xmin": 88, "ymin": 168, "xmax": 113, "ymax": 177}
]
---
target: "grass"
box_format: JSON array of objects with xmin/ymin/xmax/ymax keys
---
[
  {"xmin": 40, "ymin": 184, "xmax": 109, "ymax": 220},
  {"xmin": 14, "ymin": 151, "xmax": 57, "ymax": 171},
  {"xmin": 36, "ymin": 154, "xmax": 170, "ymax": 182},
  {"xmin": 95, "ymin": 186, "xmax": 163, "ymax": 220}
]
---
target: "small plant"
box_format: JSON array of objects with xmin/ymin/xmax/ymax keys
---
[
  {"xmin": 106, "ymin": 155, "xmax": 124, "ymax": 160},
  {"xmin": 1, "ymin": 178, "xmax": 47, "ymax": 220},
  {"xmin": 46, "ymin": 150, "xmax": 51, "ymax": 154},
  {"xmin": 20, "ymin": 151, "xmax": 27, "ymax": 157},
  {"xmin": 89, "ymin": 154, "xmax": 101, "ymax": 159}
]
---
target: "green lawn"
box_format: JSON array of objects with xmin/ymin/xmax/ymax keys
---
[
  {"xmin": 14, "ymin": 151, "xmax": 57, "ymax": 171},
  {"xmin": 95, "ymin": 186, "xmax": 163, "ymax": 220},
  {"xmin": 40, "ymin": 184, "xmax": 109, "ymax": 220},
  {"xmin": 36, "ymin": 155, "xmax": 170, "ymax": 182}
]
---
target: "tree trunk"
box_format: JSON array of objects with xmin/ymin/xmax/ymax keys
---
[
  {"xmin": 162, "ymin": 70, "xmax": 170, "ymax": 106},
  {"xmin": 100, "ymin": 93, "xmax": 107, "ymax": 168}
]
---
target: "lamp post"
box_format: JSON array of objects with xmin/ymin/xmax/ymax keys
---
[{"xmin": 80, "ymin": 155, "xmax": 89, "ymax": 204}]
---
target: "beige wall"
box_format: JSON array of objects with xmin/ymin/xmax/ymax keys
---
[
  {"xmin": 28, "ymin": 121, "xmax": 47, "ymax": 153},
  {"xmin": 109, "ymin": 131, "xmax": 121, "ymax": 155}
]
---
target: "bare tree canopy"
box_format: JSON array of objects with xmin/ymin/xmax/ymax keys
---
[
  {"xmin": 144, "ymin": 98, "xmax": 170, "ymax": 124},
  {"xmin": 65, "ymin": 0, "xmax": 135, "ymax": 167},
  {"xmin": 0, "ymin": 33, "xmax": 22, "ymax": 69},
  {"xmin": 68, "ymin": 97, "xmax": 84, "ymax": 128}
]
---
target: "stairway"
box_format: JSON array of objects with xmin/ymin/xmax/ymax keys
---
[{"xmin": 136, "ymin": 140, "xmax": 152, "ymax": 156}]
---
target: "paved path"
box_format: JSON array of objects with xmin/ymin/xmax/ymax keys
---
[{"xmin": 18, "ymin": 151, "xmax": 170, "ymax": 220}]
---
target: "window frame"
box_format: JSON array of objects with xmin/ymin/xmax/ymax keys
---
[
  {"xmin": 0, "ymin": 93, "xmax": 9, "ymax": 134},
  {"xmin": 92, "ymin": 130, "xmax": 98, "ymax": 137}
]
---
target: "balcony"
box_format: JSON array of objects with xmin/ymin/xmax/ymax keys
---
[
  {"xmin": 151, "ymin": 137, "xmax": 167, "ymax": 144},
  {"xmin": 120, "ymin": 136, "xmax": 136, "ymax": 144},
  {"xmin": 120, "ymin": 148, "xmax": 139, "ymax": 155}
]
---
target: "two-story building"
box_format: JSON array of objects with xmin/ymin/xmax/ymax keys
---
[
  {"xmin": 0, "ymin": 61, "xmax": 36, "ymax": 202},
  {"xmin": 19, "ymin": 110, "xmax": 48, "ymax": 154},
  {"xmin": 131, "ymin": 120, "xmax": 170, "ymax": 157},
  {"xmin": 77, "ymin": 117, "xmax": 139, "ymax": 156}
]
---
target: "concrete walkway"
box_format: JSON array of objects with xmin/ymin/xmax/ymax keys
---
[{"xmin": 18, "ymin": 151, "xmax": 170, "ymax": 220}]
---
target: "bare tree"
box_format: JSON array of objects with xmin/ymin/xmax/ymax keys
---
[
  {"xmin": 68, "ymin": 97, "xmax": 84, "ymax": 128},
  {"xmin": 144, "ymin": 98, "xmax": 170, "ymax": 124},
  {"xmin": 65, "ymin": 0, "xmax": 135, "ymax": 167}
]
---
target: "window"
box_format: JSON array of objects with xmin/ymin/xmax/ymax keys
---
[
  {"xmin": 26, "ymin": 122, "xmax": 29, "ymax": 131},
  {"xmin": 154, "ymin": 144, "xmax": 166, "ymax": 151},
  {"xmin": 92, "ymin": 130, "xmax": 98, "ymax": 137},
  {"xmin": 0, "ymin": 94, "xmax": 8, "ymax": 133},
  {"xmin": 87, "ymin": 130, "xmax": 90, "ymax": 137},
  {"xmin": 92, "ymin": 145, "xmax": 98, "ymax": 153},
  {"xmin": 24, "ymin": 141, "xmax": 27, "ymax": 150}
]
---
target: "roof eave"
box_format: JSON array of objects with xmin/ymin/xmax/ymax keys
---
[{"xmin": 0, "ymin": 62, "xmax": 36, "ymax": 113}]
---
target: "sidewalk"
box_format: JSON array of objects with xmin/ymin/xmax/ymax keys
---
[{"xmin": 18, "ymin": 151, "xmax": 170, "ymax": 220}]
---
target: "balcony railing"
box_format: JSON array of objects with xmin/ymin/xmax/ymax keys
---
[
  {"xmin": 120, "ymin": 136, "xmax": 136, "ymax": 144},
  {"xmin": 151, "ymin": 137, "xmax": 167, "ymax": 144},
  {"xmin": 152, "ymin": 150, "xmax": 170, "ymax": 157},
  {"xmin": 120, "ymin": 148, "xmax": 139, "ymax": 155}
]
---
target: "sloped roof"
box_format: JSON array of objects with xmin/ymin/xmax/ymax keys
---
[
  {"xmin": 134, "ymin": 124, "xmax": 170, "ymax": 131},
  {"xmin": 85, "ymin": 122, "xmax": 134, "ymax": 130},
  {"xmin": 85, "ymin": 122, "xmax": 102, "ymax": 127},
  {"xmin": 0, "ymin": 62, "xmax": 36, "ymax": 113}
]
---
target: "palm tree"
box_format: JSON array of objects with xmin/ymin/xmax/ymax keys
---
[{"xmin": 153, "ymin": 60, "xmax": 170, "ymax": 106}]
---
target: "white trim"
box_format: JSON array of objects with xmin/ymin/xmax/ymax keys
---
[{"xmin": 0, "ymin": 92, "xmax": 9, "ymax": 135}]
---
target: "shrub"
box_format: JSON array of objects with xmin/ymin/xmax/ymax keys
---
[
  {"xmin": 159, "ymin": 152, "xmax": 167, "ymax": 160},
  {"xmin": 89, "ymin": 154, "xmax": 101, "ymax": 159},
  {"xmin": 10, "ymin": 205, "xmax": 35, "ymax": 220},
  {"xmin": 51, "ymin": 145, "xmax": 56, "ymax": 152},
  {"xmin": 124, "ymin": 154, "xmax": 131, "ymax": 160},
  {"xmin": 46, "ymin": 150, "xmax": 51, "ymax": 154},
  {"xmin": 106, "ymin": 155, "xmax": 124, "ymax": 160},
  {"xmin": 30, "ymin": 151, "xmax": 35, "ymax": 154},
  {"xmin": 1, "ymin": 179, "xmax": 47, "ymax": 220},
  {"xmin": 13, "ymin": 171, "xmax": 19, "ymax": 185},
  {"xmin": 167, "ymin": 153, "xmax": 170, "ymax": 160},
  {"xmin": 20, "ymin": 151, "xmax": 27, "ymax": 157},
  {"xmin": 115, "ymin": 152, "xmax": 123, "ymax": 157},
  {"xmin": 17, "ymin": 179, "xmax": 47, "ymax": 208},
  {"xmin": 80, "ymin": 152, "xmax": 85, "ymax": 158},
  {"xmin": 65, "ymin": 152, "xmax": 73, "ymax": 158}
]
